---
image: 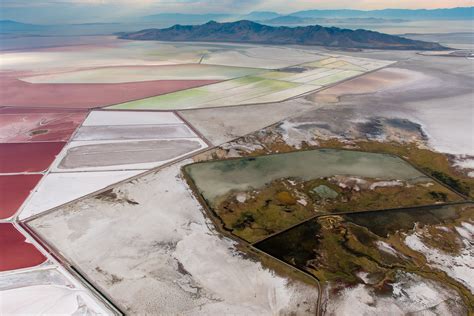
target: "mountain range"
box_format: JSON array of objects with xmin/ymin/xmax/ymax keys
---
[
  {"xmin": 289, "ymin": 7, "xmax": 473, "ymax": 20},
  {"xmin": 1, "ymin": 7, "xmax": 471, "ymax": 37},
  {"xmin": 140, "ymin": 7, "xmax": 474, "ymax": 24},
  {"xmin": 263, "ymin": 16, "xmax": 409, "ymax": 26},
  {"xmin": 118, "ymin": 20, "xmax": 448, "ymax": 50}
]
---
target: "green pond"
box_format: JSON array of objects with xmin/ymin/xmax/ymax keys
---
[{"xmin": 184, "ymin": 149, "xmax": 431, "ymax": 207}]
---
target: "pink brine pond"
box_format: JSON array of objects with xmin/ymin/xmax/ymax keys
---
[
  {"xmin": 0, "ymin": 73, "xmax": 219, "ymax": 109},
  {"xmin": 0, "ymin": 109, "xmax": 87, "ymax": 142}
]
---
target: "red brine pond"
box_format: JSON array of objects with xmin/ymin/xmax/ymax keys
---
[
  {"xmin": 0, "ymin": 223, "xmax": 46, "ymax": 271},
  {"xmin": 0, "ymin": 142, "xmax": 65, "ymax": 173},
  {"xmin": 0, "ymin": 175, "xmax": 42, "ymax": 219}
]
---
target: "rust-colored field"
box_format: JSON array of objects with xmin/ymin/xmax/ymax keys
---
[{"xmin": 0, "ymin": 73, "xmax": 219, "ymax": 109}]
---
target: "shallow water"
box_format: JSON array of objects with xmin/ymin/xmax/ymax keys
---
[{"xmin": 185, "ymin": 149, "xmax": 430, "ymax": 205}]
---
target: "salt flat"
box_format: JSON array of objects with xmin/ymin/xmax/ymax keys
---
[
  {"xmin": 53, "ymin": 138, "xmax": 207, "ymax": 172},
  {"xmin": 202, "ymin": 46, "xmax": 327, "ymax": 69},
  {"xmin": 308, "ymin": 51, "xmax": 474, "ymax": 157},
  {"xmin": 82, "ymin": 110, "xmax": 182, "ymax": 126},
  {"xmin": 20, "ymin": 64, "xmax": 263, "ymax": 84},
  {"xmin": 73, "ymin": 125, "xmax": 196, "ymax": 141},
  {"xmin": 6, "ymin": 36, "xmax": 472, "ymax": 316},
  {"xmin": 0, "ymin": 267, "xmax": 114, "ymax": 315},
  {"xmin": 28, "ymin": 161, "xmax": 319, "ymax": 315},
  {"xmin": 19, "ymin": 171, "xmax": 143, "ymax": 220},
  {"xmin": 179, "ymin": 98, "xmax": 316, "ymax": 145}
]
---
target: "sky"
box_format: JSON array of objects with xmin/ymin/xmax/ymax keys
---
[{"xmin": 1, "ymin": 0, "xmax": 473, "ymax": 24}]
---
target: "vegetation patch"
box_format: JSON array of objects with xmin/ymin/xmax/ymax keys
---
[
  {"xmin": 256, "ymin": 203, "xmax": 474, "ymax": 311},
  {"xmin": 213, "ymin": 175, "xmax": 462, "ymax": 242}
]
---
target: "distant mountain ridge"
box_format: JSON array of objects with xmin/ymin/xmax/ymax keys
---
[
  {"xmin": 118, "ymin": 20, "xmax": 448, "ymax": 51},
  {"xmin": 290, "ymin": 7, "xmax": 474, "ymax": 20},
  {"xmin": 2, "ymin": 7, "xmax": 471, "ymax": 36},
  {"xmin": 142, "ymin": 13, "xmax": 230, "ymax": 24},
  {"xmin": 139, "ymin": 7, "xmax": 473, "ymax": 24},
  {"xmin": 264, "ymin": 16, "xmax": 408, "ymax": 25},
  {"xmin": 0, "ymin": 20, "xmax": 47, "ymax": 32},
  {"xmin": 239, "ymin": 11, "xmax": 281, "ymax": 21}
]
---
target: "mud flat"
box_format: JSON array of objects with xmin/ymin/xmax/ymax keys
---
[
  {"xmin": 28, "ymin": 161, "xmax": 319, "ymax": 315},
  {"xmin": 308, "ymin": 50, "xmax": 474, "ymax": 158}
]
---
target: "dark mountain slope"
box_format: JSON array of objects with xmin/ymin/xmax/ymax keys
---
[{"xmin": 118, "ymin": 20, "xmax": 448, "ymax": 50}]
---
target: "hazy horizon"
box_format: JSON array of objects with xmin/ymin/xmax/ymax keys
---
[{"xmin": 1, "ymin": 0, "xmax": 473, "ymax": 24}]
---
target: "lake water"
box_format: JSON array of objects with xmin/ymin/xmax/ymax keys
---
[{"xmin": 184, "ymin": 149, "xmax": 430, "ymax": 206}]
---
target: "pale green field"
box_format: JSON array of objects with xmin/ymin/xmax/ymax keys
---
[
  {"xmin": 303, "ymin": 57, "xmax": 340, "ymax": 68},
  {"xmin": 255, "ymin": 59, "xmax": 368, "ymax": 84},
  {"xmin": 308, "ymin": 70, "xmax": 364, "ymax": 86},
  {"xmin": 303, "ymin": 59, "xmax": 366, "ymax": 71},
  {"xmin": 102, "ymin": 53, "xmax": 392, "ymax": 110},
  {"xmin": 108, "ymin": 76, "xmax": 306, "ymax": 110},
  {"xmin": 243, "ymin": 84, "xmax": 321, "ymax": 104},
  {"xmin": 107, "ymin": 66, "xmax": 366, "ymax": 110},
  {"xmin": 257, "ymin": 71, "xmax": 296, "ymax": 80},
  {"xmin": 282, "ymin": 69, "xmax": 341, "ymax": 84}
]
